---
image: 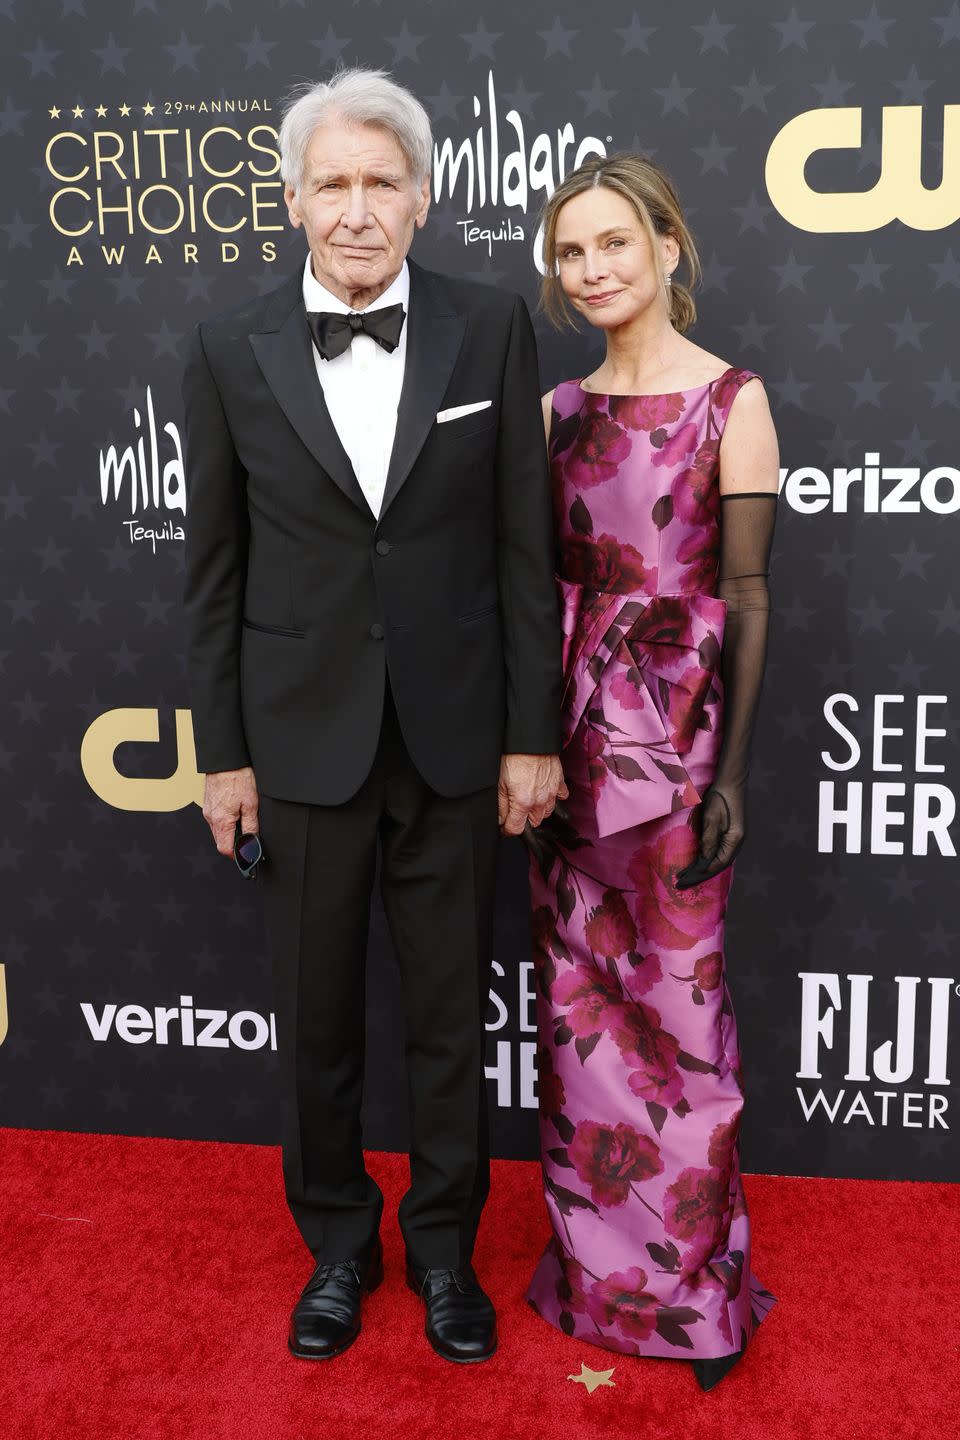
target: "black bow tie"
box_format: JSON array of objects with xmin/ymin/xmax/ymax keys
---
[{"xmin": 306, "ymin": 303, "xmax": 406, "ymax": 361}]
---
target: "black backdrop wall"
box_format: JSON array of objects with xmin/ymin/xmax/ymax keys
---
[{"xmin": 1, "ymin": 0, "xmax": 957, "ymax": 1183}]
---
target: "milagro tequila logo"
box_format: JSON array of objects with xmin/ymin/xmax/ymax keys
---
[
  {"xmin": 99, "ymin": 385, "xmax": 186, "ymax": 551},
  {"xmin": 433, "ymin": 70, "xmax": 608, "ymax": 266}
]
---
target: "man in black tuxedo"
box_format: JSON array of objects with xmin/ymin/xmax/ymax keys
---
[{"xmin": 182, "ymin": 69, "xmax": 564, "ymax": 1364}]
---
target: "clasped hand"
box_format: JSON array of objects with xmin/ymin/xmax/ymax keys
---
[
  {"xmin": 498, "ymin": 753, "xmax": 568, "ymax": 837},
  {"xmin": 675, "ymin": 784, "xmax": 745, "ymax": 889}
]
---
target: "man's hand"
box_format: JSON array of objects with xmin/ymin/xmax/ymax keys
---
[
  {"xmin": 202, "ymin": 766, "xmax": 259, "ymax": 858},
  {"xmin": 498, "ymin": 753, "xmax": 568, "ymax": 836}
]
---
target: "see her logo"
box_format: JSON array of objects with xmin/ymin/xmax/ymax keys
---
[{"xmin": 818, "ymin": 694, "xmax": 954, "ymax": 857}]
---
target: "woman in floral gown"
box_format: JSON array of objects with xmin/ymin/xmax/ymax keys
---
[{"xmin": 525, "ymin": 154, "xmax": 779, "ymax": 1391}]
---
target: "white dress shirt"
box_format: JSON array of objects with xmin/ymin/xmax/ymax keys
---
[{"xmin": 302, "ymin": 255, "xmax": 409, "ymax": 518}]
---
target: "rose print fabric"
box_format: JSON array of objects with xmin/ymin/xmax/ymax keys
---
[{"xmin": 526, "ymin": 370, "xmax": 775, "ymax": 1360}]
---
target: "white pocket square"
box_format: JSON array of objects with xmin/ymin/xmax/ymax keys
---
[{"xmin": 436, "ymin": 400, "xmax": 492, "ymax": 424}]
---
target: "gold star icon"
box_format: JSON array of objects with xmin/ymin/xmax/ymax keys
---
[
  {"xmin": 72, "ymin": 104, "xmax": 84, "ymax": 118},
  {"xmin": 95, "ymin": 104, "xmax": 108, "ymax": 118},
  {"xmin": 119, "ymin": 103, "xmax": 131, "ymax": 117},
  {"xmin": 143, "ymin": 101, "xmax": 155, "ymax": 116},
  {"xmin": 568, "ymin": 1363, "xmax": 616, "ymax": 1394},
  {"xmin": 49, "ymin": 105, "xmax": 61, "ymax": 119}
]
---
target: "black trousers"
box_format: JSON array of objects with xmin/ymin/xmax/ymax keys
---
[{"xmin": 258, "ymin": 686, "xmax": 500, "ymax": 1269}]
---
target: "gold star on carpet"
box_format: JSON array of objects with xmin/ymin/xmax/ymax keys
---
[
  {"xmin": 568, "ymin": 1363, "xmax": 616, "ymax": 1394},
  {"xmin": 49, "ymin": 105, "xmax": 61, "ymax": 118},
  {"xmin": 118, "ymin": 102, "xmax": 131, "ymax": 117},
  {"xmin": 72, "ymin": 104, "xmax": 84, "ymax": 118},
  {"xmin": 95, "ymin": 104, "xmax": 108, "ymax": 118},
  {"xmin": 143, "ymin": 101, "xmax": 155, "ymax": 115}
]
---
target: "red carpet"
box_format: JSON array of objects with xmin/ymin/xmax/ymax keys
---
[{"xmin": 1, "ymin": 1128, "xmax": 956, "ymax": 1440}]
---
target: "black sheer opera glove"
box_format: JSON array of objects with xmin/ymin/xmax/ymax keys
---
[{"xmin": 676, "ymin": 493, "xmax": 778, "ymax": 890}]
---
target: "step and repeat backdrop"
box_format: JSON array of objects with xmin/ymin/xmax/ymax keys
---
[{"xmin": 1, "ymin": 1, "xmax": 956, "ymax": 1183}]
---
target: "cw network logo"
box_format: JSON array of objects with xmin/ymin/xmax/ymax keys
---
[
  {"xmin": 81, "ymin": 708, "xmax": 202, "ymax": 812},
  {"xmin": 81, "ymin": 994, "xmax": 278, "ymax": 1051},
  {"xmin": 766, "ymin": 104, "xmax": 959, "ymax": 233},
  {"xmin": 796, "ymin": 972, "xmax": 953, "ymax": 1131},
  {"xmin": 779, "ymin": 454, "xmax": 960, "ymax": 515}
]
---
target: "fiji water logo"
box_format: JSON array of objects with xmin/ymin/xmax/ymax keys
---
[
  {"xmin": 796, "ymin": 972, "xmax": 954, "ymax": 1131},
  {"xmin": 99, "ymin": 384, "xmax": 186, "ymax": 549},
  {"xmin": 432, "ymin": 70, "xmax": 608, "ymax": 265}
]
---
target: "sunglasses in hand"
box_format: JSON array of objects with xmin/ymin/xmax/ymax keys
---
[{"xmin": 233, "ymin": 826, "xmax": 264, "ymax": 879}]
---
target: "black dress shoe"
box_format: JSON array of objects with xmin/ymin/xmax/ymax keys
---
[
  {"xmin": 288, "ymin": 1239, "xmax": 383, "ymax": 1360},
  {"xmin": 693, "ymin": 1348, "xmax": 745, "ymax": 1392},
  {"xmin": 406, "ymin": 1262, "xmax": 497, "ymax": 1364}
]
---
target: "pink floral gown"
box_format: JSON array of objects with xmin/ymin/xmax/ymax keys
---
[{"xmin": 525, "ymin": 369, "xmax": 776, "ymax": 1360}]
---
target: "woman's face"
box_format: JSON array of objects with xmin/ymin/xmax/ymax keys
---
[{"xmin": 553, "ymin": 186, "xmax": 677, "ymax": 331}]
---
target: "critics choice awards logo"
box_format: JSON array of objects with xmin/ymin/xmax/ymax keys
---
[{"xmin": 44, "ymin": 97, "xmax": 282, "ymax": 267}]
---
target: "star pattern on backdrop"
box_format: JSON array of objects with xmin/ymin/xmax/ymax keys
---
[
  {"xmin": 538, "ymin": 19, "xmax": 578, "ymax": 58},
  {"xmin": 851, "ymin": 5, "xmax": 896, "ymax": 46},
  {"xmin": 934, "ymin": 4, "xmax": 960, "ymax": 42}
]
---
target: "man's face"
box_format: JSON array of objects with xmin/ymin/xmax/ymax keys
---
[{"xmin": 285, "ymin": 117, "xmax": 431, "ymax": 309}]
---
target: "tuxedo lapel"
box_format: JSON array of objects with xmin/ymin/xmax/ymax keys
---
[
  {"xmin": 380, "ymin": 260, "xmax": 466, "ymax": 520},
  {"xmin": 248, "ymin": 278, "xmax": 367, "ymax": 514}
]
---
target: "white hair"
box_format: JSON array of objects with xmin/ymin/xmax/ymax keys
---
[{"xmin": 279, "ymin": 68, "xmax": 433, "ymax": 193}]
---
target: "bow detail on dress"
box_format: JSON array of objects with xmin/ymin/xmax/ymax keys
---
[{"xmin": 558, "ymin": 578, "xmax": 727, "ymax": 838}]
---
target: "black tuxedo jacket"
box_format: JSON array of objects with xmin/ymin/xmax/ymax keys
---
[{"xmin": 181, "ymin": 258, "xmax": 562, "ymax": 803}]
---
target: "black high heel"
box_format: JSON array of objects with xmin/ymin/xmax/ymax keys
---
[{"xmin": 692, "ymin": 1349, "xmax": 744, "ymax": 1392}]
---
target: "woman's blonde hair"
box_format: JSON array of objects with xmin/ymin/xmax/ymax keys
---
[{"xmin": 539, "ymin": 152, "xmax": 701, "ymax": 333}]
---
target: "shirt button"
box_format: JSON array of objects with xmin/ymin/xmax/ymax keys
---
[
  {"xmin": 375, "ymin": 540, "xmax": 391, "ymax": 556},
  {"xmin": 370, "ymin": 623, "xmax": 385, "ymax": 641}
]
